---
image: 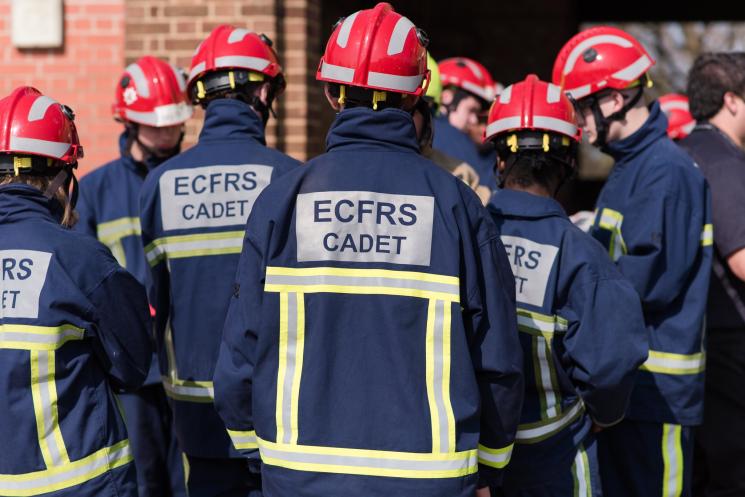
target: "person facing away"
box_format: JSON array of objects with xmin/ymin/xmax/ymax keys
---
[
  {"xmin": 138, "ymin": 25, "xmax": 299, "ymax": 497},
  {"xmin": 679, "ymin": 52, "xmax": 745, "ymax": 497},
  {"xmin": 213, "ymin": 4, "xmax": 524, "ymax": 497},
  {"xmin": 484, "ymin": 74, "xmax": 648, "ymax": 497},
  {"xmin": 76, "ymin": 55, "xmax": 191, "ymax": 497},
  {"xmin": 553, "ymin": 25, "xmax": 712, "ymax": 497},
  {"xmin": 0, "ymin": 86, "xmax": 152, "ymax": 496}
]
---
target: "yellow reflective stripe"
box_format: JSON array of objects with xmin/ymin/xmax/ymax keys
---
[
  {"xmin": 533, "ymin": 335, "xmax": 561, "ymax": 420},
  {"xmin": 0, "ymin": 324, "xmax": 85, "ymax": 351},
  {"xmin": 425, "ymin": 300, "xmax": 440, "ymax": 452},
  {"xmin": 257, "ymin": 438, "xmax": 477, "ymax": 479},
  {"xmin": 662, "ymin": 424, "xmax": 683, "ymax": 497},
  {"xmin": 477, "ymin": 443, "xmax": 513, "ymax": 469},
  {"xmin": 276, "ymin": 292, "xmax": 289, "ymax": 444},
  {"xmin": 426, "ymin": 299, "xmax": 456, "ymax": 453},
  {"xmin": 441, "ymin": 301, "xmax": 455, "ymax": 453},
  {"xmin": 516, "ymin": 309, "xmax": 567, "ymax": 336},
  {"xmin": 516, "ymin": 400, "xmax": 585, "ymax": 444},
  {"xmin": 161, "ymin": 376, "xmax": 214, "ymax": 403},
  {"xmin": 227, "ymin": 429, "xmax": 258, "ymax": 450},
  {"xmin": 145, "ymin": 231, "xmax": 244, "ymax": 266},
  {"xmin": 640, "ymin": 350, "xmax": 705, "ymax": 375},
  {"xmin": 0, "ymin": 439, "xmax": 132, "ymax": 496},
  {"xmin": 96, "ymin": 217, "xmax": 141, "ymax": 244},
  {"xmin": 290, "ymin": 294, "xmax": 305, "ymax": 445},
  {"xmin": 31, "ymin": 351, "xmax": 69, "ymax": 467},
  {"xmin": 264, "ymin": 267, "xmax": 460, "ymax": 303},
  {"xmin": 701, "ymin": 224, "xmax": 713, "ymax": 247},
  {"xmin": 597, "ymin": 208, "xmax": 627, "ymax": 261},
  {"xmin": 572, "ymin": 443, "xmax": 592, "ymax": 497}
]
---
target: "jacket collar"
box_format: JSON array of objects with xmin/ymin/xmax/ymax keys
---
[
  {"xmin": 326, "ymin": 107, "xmax": 420, "ymax": 153},
  {"xmin": 488, "ymin": 188, "xmax": 567, "ymax": 219},
  {"xmin": 199, "ymin": 99, "xmax": 267, "ymax": 145},
  {"xmin": 603, "ymin": 100, "xmax": 668, "ymax": 162},
  {"xmin": 0, "ymin": 184, "xmax": 63, "ymax": 224}
]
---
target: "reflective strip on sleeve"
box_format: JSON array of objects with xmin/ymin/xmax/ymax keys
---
[
  {"xmin": 96, "ymin": 217, "xmax": 141, "ymax": 245},
  {"xmin": 0, "ymin": 439, "xmax": 132, "ymax": 496},
  {"xmin": 571, "ymin": 443, "xmax": 592, "ymax": 497},
  {"xmin": 597, "ymin": 208, "xmax": 627, "ymax": 262},
  {"xmin": 145, "ymin": 231, "xmax": 244, "ymax": 266},
  {"xmin": 264, "ymin": 267, "xmax": 460, "ymax": 302},
  {"xmin": 477, "ymin": 443, "xmax": 513, "ymax": 469},
  {"xmin": 516, "ymin": 309, "xmax": 568, "ymax": 336},
  {"xmin": 161, "ymin": 376, "xmax": 214, "ymax": 403},
  {"xmin": 701, "ymin": 224, "xmax": 713, "ymax": 247},
  {"xmin": 0, "ymin": 324, "xmax": 85, "ymax": 351},
  {"xmin": 257, "ymin": 438, "xmax": 478, "ymax": 479},
  {"xmin": 516, "ymin": 400, "xmax": 585, "ymax": 444},
  {"xmin": 662, "ymin": 424, "xmax": 683, "ymax": 497},
  {"xmin": 227, "ymin": 429, "xmax": 258, "ymax": 450},
  {"xmin": 640, "ymin": 350, "xmax": 705, "ymax": 375},
  {"xmin": 31, "ymin": 351, "xmax": 70, "ymax": 468}
]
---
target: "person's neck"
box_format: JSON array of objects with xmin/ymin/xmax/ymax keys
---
[
  {"xmin": 709, "ymin": 113, "xmax": 745, "ymax": 148},
  {"xmin": 130, "ymin": 140, "xmax": 145, "ymax": 162},
  {"xmin": 616, "ymin": 104, "xmax": 650, "ymax": 141},
  {"xmin": 505, "ymin": 182, "xmax": 552, "ymax": 198}
]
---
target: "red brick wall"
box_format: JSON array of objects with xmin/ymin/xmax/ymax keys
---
[{"xmin": 0, "ymin": 0, "xmax": 125, "ymax": 175}]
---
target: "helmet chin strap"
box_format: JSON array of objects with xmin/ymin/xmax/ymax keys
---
[
  {"xmin": 44, "ymin": 166, "xmax": 78, "ymax": 208},
  {"xmin": 589, "ymin": 85, "xmax": 644, "ymax": 148}
]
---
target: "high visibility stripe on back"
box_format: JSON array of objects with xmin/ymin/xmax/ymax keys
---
[
  {"xmin": 516, "ymin": 399, "xmax": 585, "ymax": 444},
  {"xmin": 572, "ymin": 444, "xmax": 592, "ymax": 497},
  {"xmin": 96, "ymin": 217, "xmax": 141, "ymax": 245},
  {"xmin": 161, "ymin": 376, "xmax": 214, "ymax": 403},
  {"xmin": 145, "ymin": 231, "xmax": 245, "ymax": 266},
  {"xmin": 30, "ymin": 351, "xmax": 70, "ymax": 468},
  {"xmin": 0, "ymin": 324, "xmax": 85, "ymax": 351}
]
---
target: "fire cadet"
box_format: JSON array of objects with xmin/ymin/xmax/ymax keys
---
[
  {"xmin": 139, "ymin": 26, "xmax": 299, "ymax": 497},
  {"xmin": 434, "ymin": 56, "xmax": 499, "ymax": 190},
  {"xmin": 0, "ymin": 87, "xmax": 152, "ymax": 496},
  {"xmin": 484, "ymin": 74, "xmax": 648, "ymax": 496},
  {"xmin": 213, "ymin": 4, "xmax": 524, "ymax": 497},
  {"xmin": 76, "ymin": 56, "xmax": 191, "ymax": 497},
  {"xmin": 553, "ymin": 26, "xmax": 712, "ymax": 497}
]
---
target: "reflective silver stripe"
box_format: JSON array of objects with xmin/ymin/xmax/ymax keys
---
[
  {"xmin": 461, "ymin": 80, "xmax": 493, "ymax": 102},
  {"xmin": 546, "ymin": 83, "xmax": 561, "ymax": 103},
  {"xmin": 660, "ymin": 100, "xmax": 689, "ymax": 112},
  {"xmin": 533, "ymin": 116, "xmax": 578, "ymax": 137},
  {"xmin": 96, "ymin": 217, "xmax": 141, "ymax": 244},
  {"xmin": 320, "ymin": 61, "xmax": 355, "ymax": 83},
  {"xmin": 169, "ymin": 63, "xmax": 187, "ymax": 92},
  {"xmin": 462, "ymin": 59, "xmax": 483, "ymax": 79},
  {"xmin": 573, "ymin": 444, "xmax": 591, "ymax": 497},
  {"xmin": 1, "ymin": 328, "xmax": 84, "ymax": 349},
  {"xmin": 227, "ymin": 429, "xmax": 258, "ymax": 449},
  {"xmin": 535, "ymin": 336, "xmax": 559, "ymax": 418},
  {"xmin": 189, "ymin": 61, "xmax": 207, "ymax": 83},
  {"xmin": 125, "ymin": 63, "xmax": 150, "ymax": 97},
  {"xmin": 662, "ymin": 424, "xmax": 683, "ymax": 497},
  {"xmin": 517, "ymin": 312, "xmax": 556, "ymax": 335},
  {"xmin": 565, "ymin": 84, "xmax": 592, "ymax": 100},
  {"xmin": 161, "ymin": 377, "xmax": 214, "ymax": 401},
  {"xmin": 228, "ymin": 28, "xmax": 253, "ymax": 44},
  {"xmin": 498, "ymin": 85, "xmax": 512, "ymax": 104},
  {"xmin": 215, "ymin": 55, "xmax": 270, "ymax": 73},
  {"xmin": 336, "ymin": 11, "xmax": 359, "ymax": 48},
  {"xmin": 701, "ymin": 224, "xmax": 713, "ymax": 247},
  {"xmin": 281, "ymin": 293, "xmax": 299, "ymax": 444},
  {"xmin": 612, "ymin": 55, "xmax": 652, "ymax": 81},
  {"xmin": 10, "ymin": 136, "xmax": 71, "ymax": 159},
  {"xmin": 367, "ymin": 71, "xmax": 423, "ymax": 93},
  {"xmin": 28, "ymin": 96, "xmax": 58, "ymax": 122},
  {"xmin": 432, "ymin": 300, "xmax": 449, "ymax": 452},
  {"xmin": 387, "ymin": 16, "xmax": 415, "ymax": 56},
  {"xmin": 516, "ymin": 400, "xmax": 584, "ymax": 443},
  {"xmin": 0, "ymin": 440, "xmax": 131, "ymax": 495},
  {"xmin": 125, "ymin": 102, "xmax": 193, "ymax": 127},
  {"xmin": 477, "ymin": 444, "xmax": 513, "ymax": 469},
  {"xmin": 640, "ymin": 350, "xmax": 705, "ymax": 375},
  {"xmin": 33, "ymin": 351, "xmax": 68, "ymax": 467},
  {"xmin": 265, "ymin": 273, "xmax": 459, "ymax": 297},
  {"xmin": 485, "ymin": 117, "xmax": 522, "ymax": 139},
  {"xmin": 145, "ymin": 232, "xmax": 244, "ymax": 265},
  {"xmin": 563, "ymin": 34, "xmax": 632, "ymax": 75}
]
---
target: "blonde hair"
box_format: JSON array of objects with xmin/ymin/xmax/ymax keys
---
[{"xmin": 0, "ymin": 174, "xmax": 78, "ymax": 227}]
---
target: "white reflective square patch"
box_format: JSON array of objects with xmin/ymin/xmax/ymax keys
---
[
  {"xmin": 159, "ymin": 164, "xmax": 273, "ymax": 231},
  {"xmin": 296, "ymin": 191, "xmax": 435, "ymax": 266},
  {"xmin": 1, "ymin": 250, "xmax": 52, "ymax": 319},
  {"xmin": 500, "ymin": 236, "xmax": 559, "ymax": 307}
]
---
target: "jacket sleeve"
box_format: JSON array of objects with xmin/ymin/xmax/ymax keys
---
[
  {"xmin": 461, "ymin": 191, "xmax": 524, "ymax": 487},
  {"xmin": 86, "ymin": 265, "xmax": 153, "ymax": 390},
  {"xmin": 614, "ymin": 191, "xmax": 705, "ymax": 310},
  {"xmin": 558, "ymin": 263, "xmax": 648, "ymax": 426},
  {"xmin": 214, "ymin": 231, "xmax": 264, "ymax": 459}
]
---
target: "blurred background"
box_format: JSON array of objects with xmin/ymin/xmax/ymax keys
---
[{"xmin": 2, "ymin": 0, "xmax": 741, "ymax": 209}]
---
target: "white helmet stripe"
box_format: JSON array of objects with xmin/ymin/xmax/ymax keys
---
[
  {"xmin": 367, "ymin": 71, "xmax": 423, "ymax": 93},
  {"xmin": 533, "ymin": 116, "xmax": 578, "ymax": 137},
  {"xmin": 387, "ymin": 16, "xmax": 415, "ymax": 56},
  {"xmin": 336, "ymin": 11, "xmax": 360, "ymax": 49},
  {"xmin": 319, "ymin": 61, "xmax": 355, "ymax": 83},
  {"xmin": 546, "ymin": 83, "xmax": 561, "ymax": 103},
  {"xmin": 228, "ymin": 28, "xmax": 253, "ymax": 44},
  {"xmin": 27, "ymin": 96, "xmax": 58, "ymax": 122},
  {"xmin": 188, "ymin": 62, "xmax": 206, "ymax": 83},
  {"xmin": 462, "ymin": 80, "xmax": 494, "ymax": 102},
  {"xmin": 10, "ymin": 136, "xmax": 71, "ymax": 159},
  {"xmin": 661, "ymin": 100, "xmax": 690, "ymax": 112},
  {"xmin": 214, "ymin": 55, "xmax": 271, "ymax": 72},
  {"xmin": 563, "ymin": 34, "xmax": 633, "ymax": 75},
  {"xmin": 612, "ymin": 55, "xmax": 652, "ymax": 81},
  {"xmin": 565, "ymin": 84, "xmax": 592, "ymax": 100},
  {"xmin": 125, "ymin": 103, "xmax": 193, "ymax": 127},
  {"xmin": 498, "ymin": 85, "xmax": 512, "ymax": 104},
  {"xmin": 682, "ymin": 121, "xmax": 696, "ymax": 134},
  {"xmin": 462, "ymin": 59, "xmax": 483, "ymax": 79},
  {"xmin": 169, "ymin": 63, "xmax": 187, "ymax": 92},
  {"xmin": 125, "ymin": 63, "xmax": 151, "ymax": 98},
  {"xmin": 485, "ymin": 117, "xmax": 522, "ymax": 138}
]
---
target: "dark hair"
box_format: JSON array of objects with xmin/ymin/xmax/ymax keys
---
[
  {"xmin": 687, "ymin": 52, "xmax": 745, "ymax": 121},
  {"xmin": 326, "ymin": 83, "xmax": 403, "ymax": 110},
  {"xmin": 501, "ymin": 151, "xmax": 571, "ymax": 192}
]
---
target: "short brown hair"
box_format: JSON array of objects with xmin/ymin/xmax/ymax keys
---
[{"xmin": 687, "ymin": 52, "xmax": 745, "ymax": 121}]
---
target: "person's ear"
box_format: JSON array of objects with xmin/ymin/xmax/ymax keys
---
[
  {"xmin": 611, "ymin": 90, "xmax": 626, "ymax": 113},
  {"xmin": 257, "ymin": 82, "xmax": 272, "ymax": 105},
  {"xmin": 724, "ymin": 91, "xmax": 741, "ymax": 116},
  {"xmin": 324, "ymin": 84, "xmax": 342, "ymax": 111},
  {"xmin": 497, "ymin": 158, "xmax": 506, "ymax": 173},
  {"xmin": 441, "ymin": 88, "xmax": 454, "ymax": 106}
]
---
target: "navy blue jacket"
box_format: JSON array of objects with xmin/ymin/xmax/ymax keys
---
[
  {"xmin": 589, "ymin": 102, "xmax": 712, "ymax": 425},
  {"xmin": 76, "ymin": 133, "xmax": 159, "ymax": 385},
  {"xmin": 0, "ymin": 184, "xmax": 151, "ymax": 496},
  {"xmin": 139, "ymin": 99, "xmax": 300, "ymax": 458},
  {"xmin": 213, "ymin": 107, "xmax": 524, "ymax": 497},
  {"xmin": 433, "ymin": 116, "xmax": 498, "ymax": 190},
  {"xmin": 489, "ymin": 189, "xmax": 647, "ymax": 486}
]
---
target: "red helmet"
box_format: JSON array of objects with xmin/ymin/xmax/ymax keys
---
[
  {"xmin": 113, "ymin": 56, "xmax": 192, "ymax": 127},
  {"xmin": 484, "ymin": 74, "xmax": 579, "ymax": 150},
  {"xmin": 188, "ymin": 25, "xmax": 285, "ymax": 102},
  {"xmin": 439, "ymin": 57, "xmax": 496, "ymax": 103},
  {"xmin": 552, "ymin": 26, "xmax": 655, "ymax": 100},
  {"xmin": 316, "ymin": 3, "xmax": 429, "ymax": 96},
  {"xmin": 659, "ymin": 93, "xmax": 695, "ymax": 140},
  {"xmin": 0, "ymin": 87, "xmax": 83, "ymax": 170}
]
